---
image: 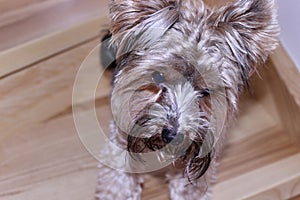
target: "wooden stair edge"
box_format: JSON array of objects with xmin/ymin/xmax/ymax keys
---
[
  {"xmin": 269, "ymin": 44, "xmax": 300, "ymax": 108},
  {"xmin": 267, "ymin": 44, "xmax": 300, "ymax": 144},
  {"xmin": 213, "ymin": 153, "xmax": 300, "ymax": 200},
  {"xmin": 0, "ymin": 16, "xmax": 108, "ymax": 79}
]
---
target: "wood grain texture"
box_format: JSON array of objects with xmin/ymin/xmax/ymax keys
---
[
  {"xmin": 214, "ymin": 153, "xmax": 300, "ymax": 200},
  {"xmin": 1, "ymin": 90, "xmax": 299, "ymax": 200},
  {"xmin": 267, "ymin": 45, "xmax": 300, "ymax": 144},
  {"xmin": 1, "ymin": 0, "xmax": 300, "ymax": 199},
  {"xmin": 0, "ymin": 113, "xmax": 99, "ymax": 200},
  {"xmin": 0, "ymin": 0, "xmax": 109, "ymax": 51},
  {"xmin": 249, "ymin": 178, "xmax": 300, "ymax": 200},
  {"xmin": 0, "ymin": 0, "xmax": 109, "ymax": 78},
  {"xmin": 269, "ymin": 45, "xmax": 300, "ymax": 108},
  {"xmin": 0, "ymin": 0, "xmax": 234, "ymax": 78},
  {"xmin": 0, "ymin": 16, "xmax": 107, "ymax": 78},
  {"xmin": 0, "ymin": 39, "xmax": 111, "ymax": 141}
]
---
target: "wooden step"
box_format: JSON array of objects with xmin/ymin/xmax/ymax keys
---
[{"xmin": 1, "ymin": 0, "xmax": 300, "ymax": 200}]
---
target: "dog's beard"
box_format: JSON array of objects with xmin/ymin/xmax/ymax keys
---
[
  {"xmin": 110, "ymin": 52, "xmax": 229, "ymax": 181},
  {"xmin": 127, "ymin": 124, "xmax": 214, "ymax": 182},
  {"xmin": 125, "ymin": 83, "xmax": 215, "ymax": 182}
]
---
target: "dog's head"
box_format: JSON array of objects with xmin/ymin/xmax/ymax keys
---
[{"xmin": 108, "ymin": 0, "xmax": 279, "ymax": 181}]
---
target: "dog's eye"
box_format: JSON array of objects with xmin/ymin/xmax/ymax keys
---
[
  {"xmin": 152, "ymin": 71, "xmax": 165, "ymax": 85},
  {"xmin": 199, "ymin": 88, "xmax": 210, "ymax": 98}
]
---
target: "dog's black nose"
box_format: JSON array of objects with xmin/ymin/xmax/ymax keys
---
[
  {"xmin": 162, "ymin": 128, "xmax": 176, "ymax": 144},
  {"xmin": 161, "ymin": 128, "xmax": 184, "ymax": 145}
]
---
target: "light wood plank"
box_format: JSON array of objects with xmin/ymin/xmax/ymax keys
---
[
  {"xmin": 1, "ymin": 0, "xmax": 300, "ymax": 200},
  {"xmin": 0, "ymin": 0, "xmax": 109, "ymax": 51},
  {"xmin": 0, "ymin": 0, "xmax": 72, "ymax": 28},
  {"xmin": 0, "ymin": 98, "xmax": 110, "ymax": 200},
  {"xmin": 0, "ymin": 116, "xmax": 98, "ymax": 200},
  {"xmin": 267, "ymin": 46, "xmax": 300, "ymax": 144},
  {"xmin": 213, "ymin": 153, "xmax": 300, "ymax": 200},
  {"xmin": 270, "ymin": 45, "xmax": 300, "ymax": 108},
  {"xmin": 250, "ymin": 178, "xmax": 300, "ymax": 200},
  {"xmin": 0, "ymin": 38, "xmax": 111, "ymax": 141},
  {"xmin": 218, "ymin": 128, "xmax": 300, "ymax": 182},
  {"xmin": 228, "ymin": 94, "xmax": 278, "ymax": 145},
  {"xmin": 0, "ymin": 16, "xmax": 107, "ymax": 78},
  {"xmin": 1, "ymin": 94, "xmax": 299, "ymax": 200}
]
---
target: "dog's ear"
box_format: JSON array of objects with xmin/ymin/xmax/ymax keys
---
[
  {"xmin": 207, "ymin": 0, "xmax": 279, "ymax": 84},
  {"xmin": 110, "ymin": 0, "xmax": 179, "ymax": 56}
]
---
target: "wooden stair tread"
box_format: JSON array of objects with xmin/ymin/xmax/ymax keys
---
[
  {"xmin": 0, "ymin": 0, "xmax": 108, "ymax": 51},
  {"xmin": 1, "ymin": 0, "xmax": 300, "ymax": 199},
  {"xmin": 1, "ymin": 93, "xmax": 299, "ymax": 199}
]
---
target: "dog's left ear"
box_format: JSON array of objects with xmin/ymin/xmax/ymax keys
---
[
  {"xmin": 110, "ymin": 0, "xmax": 179, "ymax": 57},
  {"xmin": 207, "ymin": 0, "xmax": 279, "ymax": 83}
]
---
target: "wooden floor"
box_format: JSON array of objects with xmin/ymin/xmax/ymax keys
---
[{"xmin": 1, "ymin": 0, "xmax": 300, "ymax": 200}]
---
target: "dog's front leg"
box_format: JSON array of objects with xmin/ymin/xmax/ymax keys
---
[
  {"xmin": 96, "ymin": 121, "xmax": 144, "ymax": 200},
  {"xmin": 96, "ymin": 163, "xmax": 143, "ymax": 200},
  {"xmin": 166, "ymin": 160, "xmax": 217, "ymax": 200}
]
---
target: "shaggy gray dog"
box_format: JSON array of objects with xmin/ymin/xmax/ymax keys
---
[{"xmin": 96, "ymin": 0, "xmax": 279, "ymax": 199}]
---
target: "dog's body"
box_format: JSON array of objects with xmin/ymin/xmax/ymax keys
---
[{"xmin": 96, "ymin": 0, "xmax": 279, "ymax": 199}]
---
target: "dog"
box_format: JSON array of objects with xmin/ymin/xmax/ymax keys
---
[{"xmin": 96, "ymin": 0, "xmax": 279, "ymax": 199}]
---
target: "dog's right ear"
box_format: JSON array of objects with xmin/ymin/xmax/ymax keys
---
[
  {"xmin": 109, "ymin": 0, "xmax": 179, "ymax": 57},
  {"xmin": 206, "ymin": 0, "xmax": 279, "ymax": 85}
]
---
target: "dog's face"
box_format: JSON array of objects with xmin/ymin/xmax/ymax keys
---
[{"xmin": 108, "ymin": 0, "xmax": 278, "ymax": 181}]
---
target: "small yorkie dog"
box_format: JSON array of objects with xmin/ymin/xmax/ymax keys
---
[{"xmin": 96, "ymin": 0, "xmax": 279, "ymax": 199}]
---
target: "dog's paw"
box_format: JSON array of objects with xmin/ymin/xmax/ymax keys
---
[{"xmin": 96, "ymin": 164, "xmax": 143, "ymax": 200}]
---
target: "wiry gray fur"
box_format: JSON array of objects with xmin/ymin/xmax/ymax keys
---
[{"xmin": 97, "ymin": 0, "xmax": 279, "ymax": 199}]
